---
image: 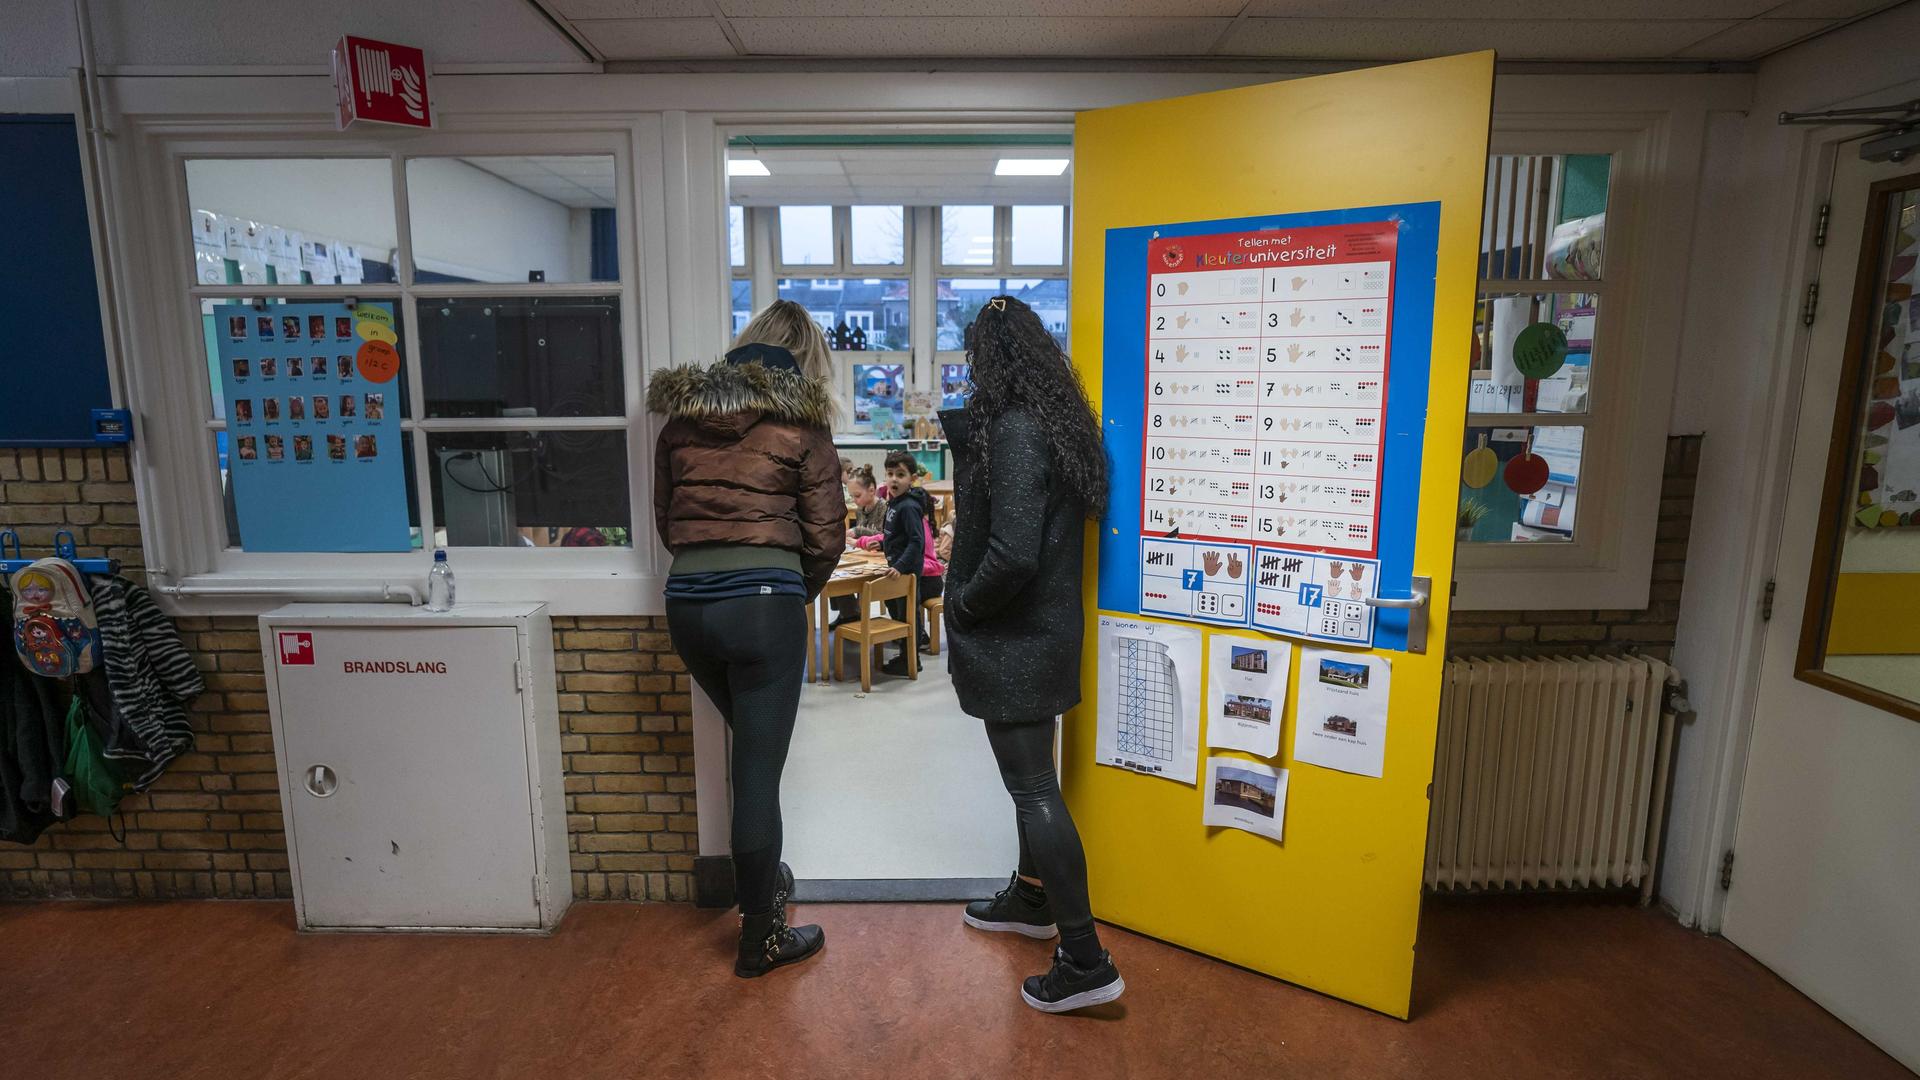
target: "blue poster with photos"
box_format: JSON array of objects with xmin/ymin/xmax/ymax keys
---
[{"xmin": 213, "ymin": 301, "xmax": 411, "ymax": 552}]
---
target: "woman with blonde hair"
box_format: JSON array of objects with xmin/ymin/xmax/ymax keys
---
[{"xmin": 649, "ymin": 299, "xmax": 844, "ymax": 977}]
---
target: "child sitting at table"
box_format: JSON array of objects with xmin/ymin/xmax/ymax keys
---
[
  {"xmin": 828, "ymin": 465, "xmax": 889, "ymax": 629},
  {"xmin": 874, "ymin": 450, "xmax": 942, "ymax": 674}
]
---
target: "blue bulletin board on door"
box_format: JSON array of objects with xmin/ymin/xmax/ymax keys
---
[
  {"xmin": 212, "ymin": 302, "xmax": 412, "ymax": 552},
  {"xmin": 1096, "ymin": 202, "xmax": 1442, "ymax": 652}
]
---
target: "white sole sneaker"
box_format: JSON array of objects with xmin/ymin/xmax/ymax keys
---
[
  {"xmin": 963, "ymin": 911, "xmax": 1059, "ymax": 940},
  {"xmin": 1020, "ymin": 973, "xmax": 1126, "ymax": 1014}
]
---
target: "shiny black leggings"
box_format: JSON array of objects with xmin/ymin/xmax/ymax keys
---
[
  {"xmin": 986, "ymin": 719, "xmax": 1096, "ymax": 941},
  {"xmin": 665, "ymin": 594, "xmax": 807, "ymax": 916}
]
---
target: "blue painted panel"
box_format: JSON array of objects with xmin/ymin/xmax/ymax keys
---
[{"xmin": 0, "ymin": 116, "xmax": 112, "ymax": 447}]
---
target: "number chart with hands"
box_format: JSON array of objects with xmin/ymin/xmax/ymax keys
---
[{"xmin": 1109, "ymin": 216, "xmax": 1423, "ymax": 647}]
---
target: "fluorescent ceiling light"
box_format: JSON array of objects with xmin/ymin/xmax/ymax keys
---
[
  {"xmin": 728, "ymin": 158, "xmax": 770, "ymax": 177},
  {"xmin": 995, "ymin": 158, "xmax": 1070, "ymax": 176}
]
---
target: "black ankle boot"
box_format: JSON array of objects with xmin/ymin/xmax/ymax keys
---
[{"xmin": 736, "ymin": 907, "xmax": 824, "ymax": 978}]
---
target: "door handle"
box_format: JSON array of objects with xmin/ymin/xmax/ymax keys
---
[
  {"xmin": 305, "ymin": 764, "xmax": 339, "ymax": 798},
  {"xmin": 1363, "ymin": 576, "xmax": 1431, "ymax": 654}
]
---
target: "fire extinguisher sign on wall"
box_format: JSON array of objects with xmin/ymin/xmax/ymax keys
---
[{"xmin": 332, "ymin": 35, "xmax": 432, "ymax": 130}]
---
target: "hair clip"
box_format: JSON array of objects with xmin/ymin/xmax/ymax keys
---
[{"xmin": 988, "ymin": 297, "xmax": 1007, "ymax": 311}]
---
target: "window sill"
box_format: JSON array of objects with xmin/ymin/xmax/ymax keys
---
[{"xmin": 150, "ymin": 570, "xmax": 667, "ymax": 618}]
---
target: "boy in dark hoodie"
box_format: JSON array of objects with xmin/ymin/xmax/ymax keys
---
[{"xmin": 878, "ymin": 449, "xmax": 942, "ymax": 675}]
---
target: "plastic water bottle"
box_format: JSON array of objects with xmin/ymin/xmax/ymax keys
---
[{"xmin": 426, "ymin": 549, "xmax": 455, "ymax": 611}]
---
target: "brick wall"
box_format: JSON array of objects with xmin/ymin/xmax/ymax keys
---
[
  {"xmin": 0, "ymin": 447, "xmax": 699, "ymax": 902},
  {"xmin": 1445, "ymin": 435, "xmax": 1700, "ymax": 662}
]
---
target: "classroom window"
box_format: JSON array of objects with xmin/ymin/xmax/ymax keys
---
[
  {"xmin": 778, "ymin": 205, "xmax": 835, "ymax": 265},
  {"xmin": 184, "ymin": 159, "xmax": 395, "ymax": 286},
  {"xmin": 405, "ymin": 155, "xmax": 618, "ymax": 284},
  {"xmin": 728, "ymin": 205, "xmax": 747, "ymax": 268},
  {"xmin": 849, "ymin": 205, "xmax": 906, "ymax": 266},
  {"xmin": 425, "ymin": 430, "xmax": 632, "ymax": 548},
  {"xmin": 415, "ymin": 296, "xmax": 623, "ymax": 419},
  {"xmin": 778, "ymin": 278, "xmax": 910, "ymax": 351},
  {"xmin": 1464, "ymin": 153, "xmax": 1612, "ymax": 547},
  {"xmin": 1010, "ymin": 204, "xmax": 1066, "ymax": 266},
  {"xmin": 940, "ymin": 205, "xmax": 996, "ymax": 266},
  {"xmin": 936, "ymin": 278, "xmax": 1068, "ymax": 349}
]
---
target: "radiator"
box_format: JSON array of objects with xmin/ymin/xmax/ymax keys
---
[{"xmin": 1424, "ymin": 654, "xmax": 1678, "ymax": 901}]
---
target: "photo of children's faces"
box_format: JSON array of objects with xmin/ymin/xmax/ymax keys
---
[
  {"xmin": 288, "ymin": 357, "xmax": 304, "ymax": 378},
  {"xmin": 307, "ymin": 315, "xmax": 326, "ymax": 339},
  {"xmin": 338, "ymin": 356, "xmax": 354, "ymax": 379},
  {"xmin": 237, "ymin": 436, "xmax": 257, "ymax": 460},
  {"xmin": 232, "ymin": 358, "xmax": 250, "ymax": 380},
  {"xmin": 227, "ymin": 316, "xmax": 247, "ymax": 339},
  {"xmin": 334, "ymin": 317, "xmax": 352, "ymax": 338},
  {"xmin": 288, "ymin": 396, "xmax": 305, "ymax": 421},
  {"xmin": 354, "ymin": 434, "xmax": 377, "ymax": 460},
  {"xmin": 312, "ymin": 395, "xmax": 330, "ymax": 420},
  {"xmin": 293, "ymin": 435, "xmax": 313, "ymax": 462},
  {"xmin": 281, "ymin": 316, "xmax": 301, "ymax": 340},
  {"xmin": 339, "ymin": 394, "xmax": 356, "ymax": 418},
  {"xmin": 263, "ymin": 398, "xmax": 280, "ymax": 422},
  {"xmin": 234, "ymin": 399, "xmax": 253, "ymax": 424},
  {"xmin": 327, "ymin": 434, "xmax": 346, "ymax": 461},
  {"xmin": 256, "ymin": 316, "xmax": 274, "ymax": 339},
  {"xmin": 364, "ymin": 393, "xmax": 385, "ymax": 421},
  {"xmin": 260, "ymin": 357, "xmax": 277, "ymax": 378},
  {"xmin": 265, "ymin": 434, "xmax": 284, "ymax": 461},
  {"xmin": 311, "ymin": 356, "xmax": 329, "ymax": 377}
]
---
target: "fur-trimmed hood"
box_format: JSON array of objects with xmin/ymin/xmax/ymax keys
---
[{"xmin": 647, "ymin": 360, "xmax": 833, "ymax": 431}]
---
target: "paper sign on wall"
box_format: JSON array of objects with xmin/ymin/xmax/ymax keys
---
[
  {"xmin": 1203, "ymin": 756, "xmax": 1289, "ymax": 842},
  {"xmin": 1205, "ymin": 632, "xmax": 1291, "ymax": 759},
  {"xmin": 1095, "ymin": 616, "xmax": 1202, "ymax": 785},
  {"xmin": 1292, "ymin": 646, "xmax": 1391, "ymax": 777},
  {"xmin": 213, "ymin": 302, "xmax": 412, "ymax": 552}
]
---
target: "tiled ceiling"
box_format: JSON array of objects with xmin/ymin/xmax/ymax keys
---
[
  {"xmin": 543, "ymin": 0, "xmax": 1905, "ymax": 63},
  {"xmin": 727, "ymin": 146, "xmax": 1074, "ymax": 206}
]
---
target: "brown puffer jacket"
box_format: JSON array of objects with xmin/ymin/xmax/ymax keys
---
[{"xmin": 648, "ymin": 360, "xmax": 846, "ymax": 597}]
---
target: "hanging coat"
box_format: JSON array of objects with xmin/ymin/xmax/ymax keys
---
[
  {"xmin": 87, "ymin": 576, "xmax": 201, "ymax": 792},
  {"xmin": 1, "ymin": 583, "xmax": 67, "ymax": 843}
]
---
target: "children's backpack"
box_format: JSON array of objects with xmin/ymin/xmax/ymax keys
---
[
  {"xmin": 920, "ymin": 516, "xmax": 945, "ymax": 577},
  {"xmin": 11, "ymin": 557, "xmax": 101, "ymax": 678}
]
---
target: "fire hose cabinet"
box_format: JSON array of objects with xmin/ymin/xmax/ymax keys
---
[{"xmin": 259, "ymin": 603, "xmax": 570, "ymax": 933}]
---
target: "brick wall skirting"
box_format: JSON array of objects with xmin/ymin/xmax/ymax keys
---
[{"xmin": 3, "ymin": 435, "xmax": 1700, "ymax": 901}]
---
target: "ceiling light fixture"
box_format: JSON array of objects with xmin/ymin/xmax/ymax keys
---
[
  {"xmin": 995, "ymin": 158, "xmax": 1070, "ymax": 177},
  {"xmin": 728, "ymin": 158, "xmax": 770, "ymax": 177}
]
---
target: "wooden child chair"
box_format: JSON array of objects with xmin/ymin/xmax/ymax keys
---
[{"xmin": 832, "ymin": 574, "xmax": 918, "ymax": 692}]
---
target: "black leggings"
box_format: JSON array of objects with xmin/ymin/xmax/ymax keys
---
[
  {"xmin": 985, "ymin": 719, "xmax": 1095, "ymax": 938},
  {"xmin": 665, "ymin": 593, "xmax": 807, "ymax": 916}
]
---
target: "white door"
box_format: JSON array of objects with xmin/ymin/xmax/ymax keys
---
[
  {"xmin": 277, "ymin": 625, "xmax": 540, "ymax": 929},
  {"xmin": 1722, "ymin": 148, "xmax": 1920, "ymax": 1071}
]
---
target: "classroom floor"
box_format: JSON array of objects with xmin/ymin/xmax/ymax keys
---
[
  {"xmin": 3, "ymin": 895, "xmax": 1908, "ymax": 1080},
  {"xmin": 784, "ymin": 640, "xmax": 1019, "ymax": 885}
]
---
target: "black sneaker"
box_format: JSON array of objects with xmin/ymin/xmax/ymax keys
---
[
  {"xmin": 1021, "ymin": 948, "xmax": 1125, "ymax": 1013},
  {"xmin": 879, "ymin": 654, "xmax": 913, "ymax": 676},
  {"xmin": 963, "ymin": 874, "xmax": 1057, "ymax": 940}
]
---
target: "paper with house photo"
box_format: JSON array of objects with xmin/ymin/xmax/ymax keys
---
[
  {"xmin": 1292, "ymin": 647, "xmax": 1390, "ymax": 778},
  {"xmin": 1205, "ymin": 632, "xmax": 1291, "ymax": 759},
  {"xmin": 1203, "ymin": 756, "xmax": 1288, "ymax": 842},
  {"xmin": 1095, "ymin": 616, "xmax": 1202, "ymax": 785}
]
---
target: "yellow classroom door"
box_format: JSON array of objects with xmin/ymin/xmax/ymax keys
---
[{"xmin": 1066, "ymin": 53, "xmax": 1494, "ymax": 1018}]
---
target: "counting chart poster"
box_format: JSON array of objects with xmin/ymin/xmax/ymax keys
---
[
  {"xmin": 1096, "ymin": 203, "xmax": 1442, "ymax": 652},
  {"xmin": 214, "ymin": 301, "xmax": 412, "ymax": 552}
]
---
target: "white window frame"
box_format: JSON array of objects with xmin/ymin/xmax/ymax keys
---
[
  {"xmin": 127, "ymin": 121, "xmax": 667, "ymax": 616},
  {"xmin": 1453, "ymin": 124, "xmax": 1675, "ymax": 610},
  {"xmin": 936, "ymin": 203, "xmax": 1070, "ymax": 276}
]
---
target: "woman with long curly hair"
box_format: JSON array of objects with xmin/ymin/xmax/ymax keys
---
[{"xmin": 939, "ymin": 295, "xmax": 1124, "ymax": 1013}]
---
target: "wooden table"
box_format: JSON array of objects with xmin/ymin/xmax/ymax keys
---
[{"xmin": 813, "ymin": 551, "xmax": 891, "ymax": 682}]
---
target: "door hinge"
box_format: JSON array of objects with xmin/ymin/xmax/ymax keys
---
[
  {"xmin": 1813, "ymin": 201, "xmax": 1830, "ymax": 247},
  {"xmin": 513, "ymin": 659, "xmax": 526, "ymax": 692},
  {"xmin": 1761, "ymin": 578, "xmax": 1777, "ymax": 621},
  {"xmin": 1719, "ymin": 850, "xmax": 1735, "ymax": 891},
  {"xmin": 1802, "ymin": 281, "xmax": 1819, "ymax": 326}
]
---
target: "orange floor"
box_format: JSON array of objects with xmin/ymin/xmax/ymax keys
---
[{"xmin": 1, "ymin": 894, "xmax": 1906, "ymax": 1079}]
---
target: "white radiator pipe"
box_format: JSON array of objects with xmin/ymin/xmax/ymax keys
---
[{"xmin": 155, "ymin": 582, "xmax": 425, "ymax": 606}]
